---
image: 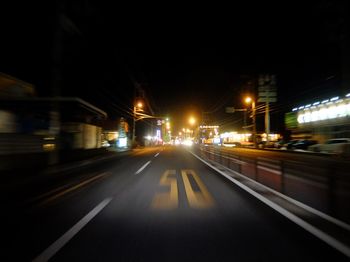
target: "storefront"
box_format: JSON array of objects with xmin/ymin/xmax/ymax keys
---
[{"xmin": 286, "ymin": 93, "xmax": 350, "ymax": 143}]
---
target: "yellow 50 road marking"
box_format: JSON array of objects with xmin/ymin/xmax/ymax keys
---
[
  {"xmin": 151, "ymin": 170, "xmax": 178, "ymax": 209},
  {"xmin": 181, "ymin": 169, "xmax": 214, "ymax": 209},
  {"xmin": 152, "ymin": 169, "xmax": 214, "ymax": 210}
]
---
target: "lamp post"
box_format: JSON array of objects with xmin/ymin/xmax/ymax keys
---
[
  {"xmin": 189, "ymin": 116, "xmax": 196, "ymax": 140},
  {"xmin": 244, "ymin": 97, "xmax": 257, "ymax": 148},
  {"xmin": 132, "ymin": 101, "xmax": 143, "ymax": 145},
  {"xmin": 189, "ymin": 117, "xmax": 196, "ymax": 126}
]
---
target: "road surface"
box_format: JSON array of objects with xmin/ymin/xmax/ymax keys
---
[{"xmin": 1, "ymin": 146, "xmax": 348, "ymax": 261}]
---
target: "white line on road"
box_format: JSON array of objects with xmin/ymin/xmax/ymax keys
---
[
  {"xmin": 188, "ymin": 150, "xmax": 350, "ymax": 258},
  {"xmin": 154, "ymin": 153, "xmax": 160, "ymax": 157},
  {"xmin": 32, "ymin": 197, "xmax": 113, "ymax": 262},
  {"xmin": 135, "ymin": 161, "xmax": 151, "ymax": 175}
]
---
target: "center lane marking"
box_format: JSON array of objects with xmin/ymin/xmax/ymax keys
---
[
  {"xmin": 135, "ymin": 161, "xmax": 152, "ymax": 175},
  {"xmin": 32, "ymin": 197, "xmax": 113, "ymax": 262},
  {"xmin": 154, "ymin": 152, "xmax": 160, "ymax": 157}
]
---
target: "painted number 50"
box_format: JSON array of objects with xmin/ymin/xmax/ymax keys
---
[{"xmin": 152, "ymin": 169, "xmax": 214, "ymax": 209}]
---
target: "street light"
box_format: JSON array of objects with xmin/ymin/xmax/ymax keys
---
[
  {"xmin": 132, "ymin": 101, "xmax": 143, "ymax": 145},
  {"xmin": 244, "ymin": 96, "xmax": 257, "ymax": 148},
  {"xmin": 189, "ymin": 117, "xmax": 196, "ymax": 126}
]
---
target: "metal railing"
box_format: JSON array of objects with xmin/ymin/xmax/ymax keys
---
[{"xmin": 198, "ymin": 145, "xmax": 350, "ymax": 223}]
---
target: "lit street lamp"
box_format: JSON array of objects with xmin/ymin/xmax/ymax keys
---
[
  {"xmin": 189, "ymin": 117, "xmax": 196, "ymax": 126},
  {"xmin": 245, "ymin": 96, "xmax": 257, "ymax": 148}
]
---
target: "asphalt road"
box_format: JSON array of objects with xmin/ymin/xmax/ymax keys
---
[{"xmin": 1, "ymin": 146, "xmax": 348, "ymax": 261}]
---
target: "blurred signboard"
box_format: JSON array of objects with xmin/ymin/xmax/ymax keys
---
[
  {"xmin": 225, "ymin": 107, "xmax": 235, "ymax": 113},
  {"xmin": 258, "ymin": 92, "xmax": 277, "ymax": 97},
  {"xmin": 258, "ymin": 97, "xmax": 277, "ymax": 102},
  {"xmin": 258, "ymin": 74, "xmax": 277, "ymax": 103},
  {"xmin": 285, "ymin": 112, "xmax": 298, "ymax": 129}
]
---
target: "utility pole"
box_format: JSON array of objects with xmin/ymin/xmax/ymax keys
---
[
  {"xmin": 258, "ymin": 74, "xmax": 277, "ymax": 144},
  {"xmin": 252, "ymin": 100, "xmax": 257, "ymax": 148},
  {"xmin": 132, "ymin": 105, "xmax": 136, "ymax": 145},
  {"xmin": 265, "ymin": 101, "xmax": 270, "ymax": 141},
  {"xmin": 48, "ymin": 1, "xmax": 65, "ymax": 165}
]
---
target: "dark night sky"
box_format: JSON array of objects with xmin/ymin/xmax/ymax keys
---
[{"xmin": 1, "ymin": 1, "xmax": 347, "ymax": 133}]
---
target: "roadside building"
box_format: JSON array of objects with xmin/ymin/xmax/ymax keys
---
[
  {"xmin": 285, "ymin": 93, "xmax": 350, "ymax": 143},
  {"xmin": 0, "ymin": 73, "xmax": 107, "ymax": 169}
]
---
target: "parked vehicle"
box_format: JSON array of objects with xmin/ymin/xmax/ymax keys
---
[
  {"xmin": 308, "ymin": 138, "xmax": 350, "ymax": 155},
  {"xmin": 274, "ymin": 140, "xmax": 286, "ymax": 149},
  {"xmin": 258, "ymin": 140, "xmax": 275, "ymax": 149},
  {"xmin": 290, "ymin": 140, "xmax": 318, "ymax": 150},
  {"xmin": 284, "ymin": 140, "xmax": 300, "ymax": 150}
]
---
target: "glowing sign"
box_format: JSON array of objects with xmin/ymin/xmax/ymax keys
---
[
  {"xmin": 199, "ymin": 125, "xmax": 219, "ymax": 129},
  {"xmin": 118, "ymin": 137, "xmax": 127, "ymax": 147},
  {"xmin": 297, "ymin": 101, "xmax": 350, "ymax": 124}
]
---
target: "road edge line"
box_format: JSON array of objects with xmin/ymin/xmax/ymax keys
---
[
  {"xmin": 188, "ymin": 150, "xmax": 350, "ymax": 258},
  {"xmin": 217, "ymin": 161, "xmax": 350, "ymax": 232}
]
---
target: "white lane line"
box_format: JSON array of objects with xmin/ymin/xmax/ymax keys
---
[
  {"xmin": 135, "ymin": 161, "xmax": 151, "ymax": 175},
  {"xmin": 188, "ymin": 151, "xmax": 350, "ymax": 258},
  {"xmin": 154, "ymin": 153, "xmax": 160, "ymax": 158},
  {"xmin": 32, "ymin": 197, "xmax": 112, "ymax": 262}
]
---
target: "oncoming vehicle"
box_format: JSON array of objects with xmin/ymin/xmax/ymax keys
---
[{"xmin": 308, "ymin": 138, "xmax": 350, "ymax": 155}]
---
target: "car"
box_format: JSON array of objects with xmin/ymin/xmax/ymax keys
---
[
  {"xmin": 101, "ymin": 140, "xmax": 111, "ymax": 147},
  {"xmin": 274, "ymin": 140, "xmax": 286, "ymax": 149},
  {"xmin": 283, "ymin": 140, "xmax": 300, "ymax": 150},
  {"xmin": 257, "ymin": 140, "xmax": 275, "ymax": 149},
  {"xmin": 308, "ymin": 138, "xmax": 350, "ymax": 155},
  {"xmin": 290, "ymin": 140, "xmax": 318, "ymax": 150}
]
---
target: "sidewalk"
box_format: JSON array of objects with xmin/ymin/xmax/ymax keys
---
[
  {"xmin": 0, "ymin": 147, "xmax": 133, "ymax": 209},
  {"xmin": 1, "ymin": 147, "xmax": 132, "ymax": 186},
  {"xmin": 43, "ymin": 147, "xmax": 132, "ymax": 175}
]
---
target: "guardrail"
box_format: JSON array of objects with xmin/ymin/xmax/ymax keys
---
[{"xmin": 198, "ymin": 145, "xmax": 350, "ymax": 223}]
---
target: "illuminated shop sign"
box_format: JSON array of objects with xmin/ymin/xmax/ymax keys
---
[
  {"xmin": 296, "ymin": 94, "xmax": 350, "ymax": 124},
  {"xmin": 199, "ymin": 125, "xmax": 219, "ymax": 129}
]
